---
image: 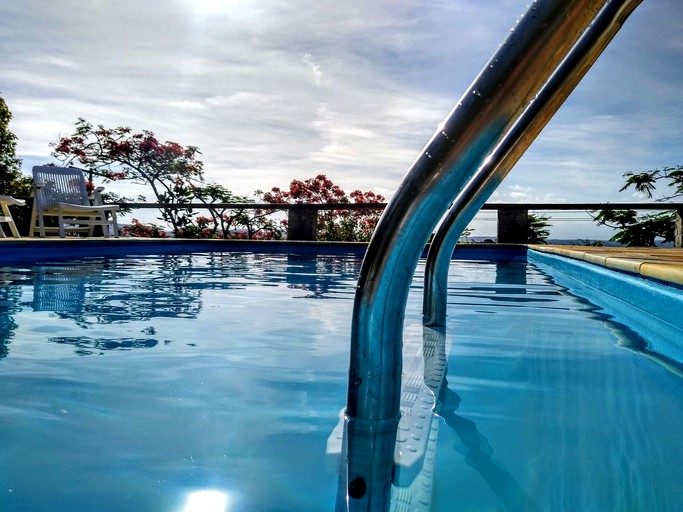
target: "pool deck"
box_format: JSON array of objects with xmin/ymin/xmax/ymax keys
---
[{"xmin": 529, "ymin": 245, "xmax": 683, "ymax": 287}]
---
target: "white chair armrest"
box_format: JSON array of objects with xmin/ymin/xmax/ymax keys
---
[
  {"xmin": 91, "ymin": 186, "xmax": 106, "ymax": 205},
  {"xmin": 0, "ymin": 195, "xmax": 26, "ymax": 207}
]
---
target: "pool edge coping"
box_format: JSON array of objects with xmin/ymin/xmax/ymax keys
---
[{"xmin": 528, "ymin": 244, "xmax": 683, "ymax": 288}]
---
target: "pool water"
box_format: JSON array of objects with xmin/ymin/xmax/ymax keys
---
[
  {"xmin": 433, "ymin": 258, "xmax": 683, "ymax": 511},
  {"xmin": 0, "ymin": 251, "xmax": 681, "ymax": 511}
]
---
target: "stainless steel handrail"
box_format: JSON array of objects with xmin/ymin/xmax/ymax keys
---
[
  {"xmin": 340, "ymin": 0, "xmax": 642, "ymax": 510},
  {"xmin": 423, "ymin": 0, "xmax": 643, "ymax": 328}
]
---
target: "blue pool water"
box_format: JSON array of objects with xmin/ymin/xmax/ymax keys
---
[{"xmin": 0, "ymin": 250, "xmax": 681, "ymax": 511}]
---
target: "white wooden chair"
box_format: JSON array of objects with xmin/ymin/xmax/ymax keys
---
[
  {"xmin": 30, "ymin": 166, "xmax": 120, "ymax": 238},
  {"xmin": 0, "ymin": 195, "xmax": 25, "ymax": 238}
]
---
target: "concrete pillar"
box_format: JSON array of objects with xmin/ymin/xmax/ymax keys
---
[
  {"xmin": 287, "ymin": 206, "xmax": 318, "ymax": 241},
  {"xmin": 497, "ymin": 209, "xmax": 529, "ymax": 243}
]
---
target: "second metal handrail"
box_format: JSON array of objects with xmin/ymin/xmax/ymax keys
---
[{"xmin": 423, "ymin": 0, "xmax": 643, "ymax": 327}]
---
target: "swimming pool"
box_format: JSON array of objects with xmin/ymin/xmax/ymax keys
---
[{"xmin": 1, "ymin": 246, "xmax": 681, "ymax": 511}]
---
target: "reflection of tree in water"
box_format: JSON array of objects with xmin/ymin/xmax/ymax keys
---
[
  {"xmin": 48, "ymin": 336, "xmax": 160, "ymax": 356},
  {"xmin": 32, "ymin": 256, "xmax": 204, "ymax": 327},
  {"xmin": 283, "ymin": 254, "xmax": 362, "ymax": 298},
  {"xmin": 27, "ymin": 255, "xmax": 218, "ymax": 355},
  {"xmin": 0, "ymin": 283, "xmax": 23, "ymax": 360},
  {"xmin": 1, "ymin": 252, "xmax": 364, "ymax": 357},
  {"xmin": 0, "ymin": 251, "xmax": 371, "ymax": 361},
  {"xmin": 203, "ymin": 252, "xmax": 361, "ymax": 298}
]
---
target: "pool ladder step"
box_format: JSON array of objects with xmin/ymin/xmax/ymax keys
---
[{"xmin": 327, "ymin": 326, "xmax": 450, "ymax": 508}]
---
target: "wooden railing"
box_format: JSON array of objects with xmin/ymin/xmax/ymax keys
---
[{"xmin": 116, "ymin": 201, "xmax": 683, "ymax": 247}]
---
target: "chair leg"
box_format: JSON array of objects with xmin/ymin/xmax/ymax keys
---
[
  {"xmin": 2, "ymin": 205, "xmax": 20, "ymax": 238},
  {"xmin": 29, "ymin": 204, "xmax": 37, "ymax": 237},
  {"xmin": 101, "ymin": 215, "xmax": 110, "ymax": 238},
  {"xmin": 111, "ymin": 211, "xmax": 119, "ymax": 238},
  {"xmin": 0, "ymin": 204, "xmax": 16, "ymax": 237},
  {"xmin": 58, "ymin": 213, "xmax": 66, "ymax": 238},
  {"xmin": 36, "ymin": 211, "xmax": 47, "ymax": 238},
  {"xmin": 8, "ymin": 219, "xmax": 20, "ymax": 238}
]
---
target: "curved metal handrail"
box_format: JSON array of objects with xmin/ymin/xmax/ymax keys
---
[
  {"xmin": 339, "ymin": 0, "xmax": 643, "ymax": 510},
  {"xmin": 423, "ymin": 0, "xmax": 643, "ymax": 328}
]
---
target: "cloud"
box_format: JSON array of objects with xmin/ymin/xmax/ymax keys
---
[
  {"xmin": 493, "ymin": 184, "xmax": 567, "ymax": 204},
  {"xmin": 168, "ymin": 101, "xmax": 207, "ymax": 110},
  {"xmin": 205, "ymin": 92, "xmax": 277, "ymax": 107},
  {"xmin": 30, "ymin": 55, "xmax": 80, "ymax": 69},
  {"xmin": 301, "ymin": 53, "xmax": 323, "ymax": 86}
]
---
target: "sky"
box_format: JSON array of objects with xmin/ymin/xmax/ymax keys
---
[{"xmin": 2, "ymin": 0, "xmax": 682, "ymax": 239}]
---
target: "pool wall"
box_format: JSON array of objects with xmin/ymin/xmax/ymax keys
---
[
  {"xmin": 528, "ymin": 248, "xmax": 683, "ymax": 365},
  {"xmin": 0, "ymin": 239, "xmax": 527, "ymax": 264}
]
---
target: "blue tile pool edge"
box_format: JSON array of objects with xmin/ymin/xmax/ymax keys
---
[{"xmin": 528, "ymin": 248, "xmax": 683, "ymax": 365}]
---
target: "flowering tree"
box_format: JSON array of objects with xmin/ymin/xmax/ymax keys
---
[
  {"xmin": 51, "ymin": 118, "xmax": 205, "ymax": 233},
  {"xmin": 260, "ymin": 174, "xmax": 385, "ymax": 241},
  {"xmin": 120, "ymin": 219, "xmax": 168, "ymax": 238},
  {"xmin": 52, "ymin": 123, "xmax": 385, "ymax": 240}
]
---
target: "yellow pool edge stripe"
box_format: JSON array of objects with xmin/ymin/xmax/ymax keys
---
[{"xmin": 528, "ymin": 245, "xmax": 683, "ymax": 287}]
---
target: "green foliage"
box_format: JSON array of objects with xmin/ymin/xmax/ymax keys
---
[
  {"xmin": 0, "ymin": 94, "xmax": 34, "ymax": 234},
  {"xmin": 48, "ymin": 120, "xmax": 390, "ymax": 241},
  {"xmin": 527, "ymin": 212, "xmax": 551, "ymax": 244},
  {"xmin": 192, "ymin": 183, "xmax": 282, "ymax": 240},
  {"xmin": 572, "ymin": 239, "xmax": 604, "ymax": 247},
  {"xmin": 593, "ymin": 209, "xmax": 675, "ymax": 247},
  {"xmin": 458, "ymin": 227, "xmax": 475, "ymax": 243},
  {"xmin": 593, "ymin": 165, "xmax": 682, "ymax": 247},
  {"xmin": 620, "ymin": 165, "xmax": 683, "ymax": 200},
  {"xmin": 0, "ymin": 93, "xmax": 31, "ymax": 196}
]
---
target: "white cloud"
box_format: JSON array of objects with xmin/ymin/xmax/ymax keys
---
[
  {"xmin": 30, "ymin": 55, "xmax": 80, "ymax": 69},
  {"xmin": 490, "ymin": 185, "xmax": 567, "ymax": 204},
  {"xmin": 168, "ymin": 100, "xmax": 207, "ymax": 110},
  {"xmin": 301, "ymin": 53, "xmax": 323, "ymax": 86},
  {"xmin": 205, "ymin": 92, "xmax": 277, "ymax": 107}
]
